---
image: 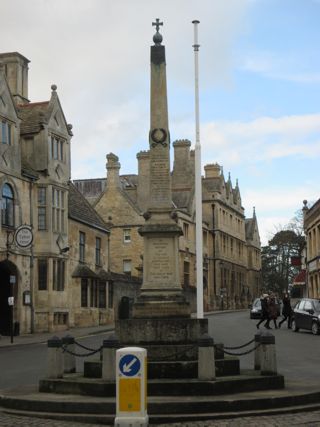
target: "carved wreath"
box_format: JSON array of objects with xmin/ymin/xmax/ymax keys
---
[{"xmin": 150, "ymin": 128, "xmax": 167, "ymax": 147}]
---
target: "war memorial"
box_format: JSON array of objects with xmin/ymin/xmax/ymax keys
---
[{"xmin": 2, "ymin": 20, "xmax": 320, "ymax": 426}]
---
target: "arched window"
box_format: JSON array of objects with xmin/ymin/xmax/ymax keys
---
[{"xmin": 1, "ymin": 183, "xmax": 14, "ymax": 227}]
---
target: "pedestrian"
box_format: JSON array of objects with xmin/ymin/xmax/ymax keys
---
[
  {"xmin": 279, "ymin": 293, "xmax": 292, "ymax": 329},
  {"xmin": 266, "ymin": 295, "xmax": 278, "ymax": 329},
  {"xmin": 256, "ymin": 294, "xmax": 269, "ymax": 329}
]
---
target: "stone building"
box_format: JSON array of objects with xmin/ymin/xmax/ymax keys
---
[
  {"xmin": 0, "ymin": 52, "xmax": 139, "ymax": 335},
  {"xmin": 74, "ymin": 144, "xmax": 262, "ymax": 311},
  {"xmin": 303, "ymin": 199, "xmax": 320, "ymax": 298}
]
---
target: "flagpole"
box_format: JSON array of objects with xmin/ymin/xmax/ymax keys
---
[{"xmin": 192, "ymin": 20, "xmax": 203, "ymax": 319}]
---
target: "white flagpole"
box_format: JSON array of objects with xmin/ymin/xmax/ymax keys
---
[{"xmin": 192, "ymin": 20, "xmax": 203, "ymax": 319}]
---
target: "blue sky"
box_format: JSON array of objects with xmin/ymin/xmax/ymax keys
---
[{"xmin": 1, "ymin": 0, "xmax": 319, "ymax": 244}]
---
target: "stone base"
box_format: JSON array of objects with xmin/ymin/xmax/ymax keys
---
[
  {"xmin": 116, "ymin": 318, "xmax": 208, "ymax": 345},
  {"xmin": 132, "ymin": 296, "xmax": 191, "ymax": 318}
]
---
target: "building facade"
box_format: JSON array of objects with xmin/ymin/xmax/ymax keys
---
[
  {"xmin": 303, "ymin": 199, "xmax": 320, "ymax": 298},
  {"xmin": 75, "ymin": 143, "xmax": 262, "ymax": 311},
  {"xmin": 0, "ymin": 52, "xmax": 130, "ymax": 335}
]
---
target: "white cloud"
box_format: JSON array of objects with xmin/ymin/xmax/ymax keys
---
[
  {"xmin": 200, "ymin": 113, "xmax": 320, "ymax": 167},
  {"xmin": 241, "ymin": 51, "xmax": 320, "ymax": 84}
]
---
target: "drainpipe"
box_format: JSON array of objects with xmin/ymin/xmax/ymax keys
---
[{"xmin": 29, "ymin": 179, "xmax": 35, "ymax": 334}]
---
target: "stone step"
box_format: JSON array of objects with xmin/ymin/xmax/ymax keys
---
[
  {"xmin": 83, "ymin": 355, "xmax": 238, "ymax": 379},
  {"xmin": 39, "ymin": 370, "xmax": 284, "ymax": 397}
]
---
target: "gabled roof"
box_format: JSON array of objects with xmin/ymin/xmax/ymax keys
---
[
  {"xmin": 68, "ymin": 182, "xmax": 109, "ymax": 233},
  {"xmin": 18, "ymin": 101, "xmax": 49, "ymax": 135},
  {"xmin": 245, "ymin": 218, "xmax": 255, "ymax": 240}
]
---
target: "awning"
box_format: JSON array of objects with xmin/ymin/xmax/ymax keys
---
[
  {"xmin": 71, "ymin": 264, "xmax": 99, "ymax": 279},
  {"xmin": 293, "ymin": 269, "xmax": 306, "ymax": 286}
]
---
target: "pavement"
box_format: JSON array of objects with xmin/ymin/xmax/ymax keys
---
[{"xmin": 0, "ymin": 323, "xmax": 115, "ymax": 348}]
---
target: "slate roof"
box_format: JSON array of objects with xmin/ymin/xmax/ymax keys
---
[
  {"xmin": 71, "ymin": 264, "xmax": 98, "ymax": 278},
  {"xmin": 18, "ymin": 102, "xmax": 49, "ymax": 135},
  {"xmin": 68, "ymin": 182, "xmax": 109, "ymax": 233},
  {"xmin": 172, "ymin": 190, "xmax": 192, "ymax": 210}
]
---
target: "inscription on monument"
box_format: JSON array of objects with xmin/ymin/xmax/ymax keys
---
[
  {"xmin": 150, "ymin": 147, "xmax": 170, "ymax": 203},
  {"xmin": 149, "ymin": 239, "xmax": 174, "ymax": 283}
]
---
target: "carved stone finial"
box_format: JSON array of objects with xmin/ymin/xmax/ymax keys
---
[
  {"xmin": 51, "ymin": 84, "xmax": 57, "ymax": 92},
  {"xmin": 152, "ymin": 18, "xmax": 163, "ymax": 45}
]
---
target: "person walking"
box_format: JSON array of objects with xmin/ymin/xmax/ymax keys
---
[
  {"xmin": 256, "ymin": 294, "xmax": 269, "ymax": 329},
  {"xmin": 279, "ymin": 293, "xmax": 292, "ymax": 329},
  {"xmin": 266, "ymin": 295, "xmax": 278, "ymax": 329}
]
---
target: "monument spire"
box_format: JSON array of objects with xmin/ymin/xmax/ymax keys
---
[
  {"xmin": 148, "ymin": 18, "xmax": 171, "ymax": 212},
  {"xmin": 132, "ymin": 20, "xmax": 190, "ymax": 319}
]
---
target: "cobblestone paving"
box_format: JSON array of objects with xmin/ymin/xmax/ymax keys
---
[{"xmin": 1, "ymin": 410, "xmax": 320, "ymax": 426}]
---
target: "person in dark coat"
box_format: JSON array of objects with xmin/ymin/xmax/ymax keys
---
[
  {"xmin": 279, "ymin": 293, "xmax": 292, "ymax": 329},
  {"xmin": 265, "ymin": 295, "xmax": 278, "ymax": 329},
  {"xmin": 256, "ymin": 294, "xmax": 270, "ymax": 329}
]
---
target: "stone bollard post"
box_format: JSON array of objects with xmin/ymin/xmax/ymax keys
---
[
  {"xmin": 260, "ymin": 330, "xmax": 277, "ymax": 376},
  {"xmin": 61, "ymin": 335, "xmax": 76, "ymax": 374},
  {"xmin": 102, "ymin": 333, "xmax": 119, "ymax": 381},
  {"xmin": 254, "ymin": 330, "xmax": 262, "ymax": 370},
  {"xmin": 198, "ymin": 333, "xmax": 216, "ymax": 380},
  {"xmin": 47, "ymin": 336, "xmax": 64, "ymax": 379}
]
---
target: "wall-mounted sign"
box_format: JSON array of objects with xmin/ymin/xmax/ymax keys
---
[
  {"xmin": 10, "ymin": 275, "xmax": 16, "ymax": 284},
  {"xmin": 8, "ymin": 296, "xmax": 14, "ymax": 306},
  {"xmin": 15, "ymin": 225, "xmax": 33, "ymax": 248},
  {"xmin": 23, "ymin": 291, "xmax": 31, "ymax": 306}
]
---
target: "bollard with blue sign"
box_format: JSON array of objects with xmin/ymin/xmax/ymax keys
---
[{"xmin": 114, "ymin": 347, "xmax": 148, "ymax": 427}]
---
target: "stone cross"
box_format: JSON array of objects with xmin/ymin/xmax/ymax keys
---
[{"xmin": 152, "ymin": 18, "xmax": 163, "ymax": 33}]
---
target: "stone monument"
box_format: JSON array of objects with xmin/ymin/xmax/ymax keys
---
[{"xmin": 116, "ymin": 20, "xmax": 208, "ymax": 367}]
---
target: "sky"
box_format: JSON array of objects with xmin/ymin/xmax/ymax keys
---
[{"xmin": 1, "ymin": 0, "xmax": 320, "ymax": 245}]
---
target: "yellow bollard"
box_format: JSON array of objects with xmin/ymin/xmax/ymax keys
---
[{"xmin": 114, "ymin": 347, "xmax": 148, "ymax": 427}]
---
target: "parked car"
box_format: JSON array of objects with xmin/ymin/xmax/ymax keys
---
[
  {"xmin": 292, "ymin": 298, "xmax": 320, "ymax": 335},
  {"xmin": 249, "ymin": 297, "xmax": 281, "ymax": 319}
]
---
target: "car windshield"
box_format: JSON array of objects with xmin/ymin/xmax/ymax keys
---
[{"xmin": 253, "ymin": 299, "xmax": 261, "ymax": 307}]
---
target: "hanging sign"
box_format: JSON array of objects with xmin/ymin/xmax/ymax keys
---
[{"xmin": 15, "ymin": 225, "xmax": 33, "ymax": 248}]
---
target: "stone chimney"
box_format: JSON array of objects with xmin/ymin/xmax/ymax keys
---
[
  {"xmin": 106, "ymin": 153, "xmax": 121, "ymax": 188},
  {"xmin": 172, "ymin": 139, "xmax": 193, "ymax": 190},
  {"xmin": 137, "ymin": 150, "xmax": 150, "ymax": 212},
  {"xmin": 0, "ymin": 52, "xmax": 30, "ymax": 105},
  {"xmin": 204, "ymin": 163, "xmax": 221, "ymax": 179}
]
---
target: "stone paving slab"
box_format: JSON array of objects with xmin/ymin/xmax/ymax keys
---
[{"xmin": 1, "ymin": 409, "xmax": 320, "ymax": 426}]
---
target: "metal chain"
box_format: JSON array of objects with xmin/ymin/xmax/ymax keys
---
[
  {"xmin": 74, "ymin": 340, "xmax": 100, "ymax": 352},
  {"xmin": 224, "ymin": 338, "xmax": 255, "ymax": 350},
  {"xmin": 222, "ymin": 342, "xmax": 261, "ymax": 357},
  {"xmin": 62, "ymin": 344, "xmax": 103, "ymax": 358}
]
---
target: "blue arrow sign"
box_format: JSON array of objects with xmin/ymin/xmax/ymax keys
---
[{"xmin": 119, "ymin": 354, "xmax": 141, "ymax": 377}]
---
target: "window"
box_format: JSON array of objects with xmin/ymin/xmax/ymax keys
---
[
  {"xmin": 81, "ymin": 278, "xmax": 88, "ymax": 307},
  {"xmin": 123, "ymin": 229, "xmax": 131, "ymax": 243},
  {"xmin": 1, "ymin": 183, "xmax": 14, "ymax": 227},
  {"xmin": 50, "ymin": 135, "xmax": 64, "ymax": 161},
  {"xmin": 183, "ymin": 261, "xmax": 190, "ymax": 287},
  {"xmin": 53, "ymin": 259, "xmax": 65, "ymax": 291},
  {"xmin": 95, "ymin": 237, "xmax": 101, "ymax": 266},
  {"xmin": 79, "ymin": 232, "xmax": 86, "ymax": 262},
  {"xmin": 123, "ymin": 259, "xmax": 132, "ymax": 275},
  {"xmin": 90, "ymin": 280, "xmax": 98, "ymax": 308},
  {"xmin": 37, "ymin": 187, "xmax": 47, "ymax": 230},
  {"xmin": 1, "ymin": 121, "xmax": 11, "ymax": 145},
  {"xmin": 108, "ymin": 281, "xmax": 113, "ymax": 308},
  {"xmin": 52, "ymin": 188, "xmax": 65, "ymax": 232},
  {"xmin": 38, "ymin": 259, "xmax": 48, "ymax": 290},
  {"xmin": 99, "ymin": 282, "xmax": 106, "ymax": 308},
  {"xmin": 54, "ymin": 312, "xmax": 68, "ymax": 325}
]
